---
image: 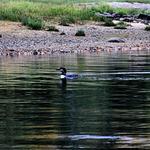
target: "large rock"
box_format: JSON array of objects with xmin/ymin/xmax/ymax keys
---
[
  {"xmin": 138, "ymin": 14, "xmax": 150, "ymax": 21},
  {"xmin": 95, "ymin": 12, "xmax": 150, "ymax": 23},
  {"xmin": 108, "ymin": 37, "xmax": 125, "ymax": 43}
]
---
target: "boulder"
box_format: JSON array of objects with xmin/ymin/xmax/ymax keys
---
[
  {"xmin": 108, "ymin": 37, "xmax": 125, "ymax": 43},
  {"xmin": 138, "ymin": 14, "xmax": 150, "ymax": 21}
]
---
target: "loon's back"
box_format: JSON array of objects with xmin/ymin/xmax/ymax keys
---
[{"xmin": 66, "ymin": 74, "xmax": 78, "ymax": 79}]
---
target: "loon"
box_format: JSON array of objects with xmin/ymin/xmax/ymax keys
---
[{"xmin": 56, "ymin": 67, "xmax": 78, "ymax": 79}]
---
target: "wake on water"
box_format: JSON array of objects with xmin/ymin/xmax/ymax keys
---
[
  {"xmin": 68, "ymin": 134, "xmax": 133, "ymax": 141},
  {"xmin": 78, "ymin": 71, "xmax": 150, "ymax": 81}
]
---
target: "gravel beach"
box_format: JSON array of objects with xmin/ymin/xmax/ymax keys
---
[{"xmin": 0, "ymin": 21, "xmax": 150, "ymax": 56}]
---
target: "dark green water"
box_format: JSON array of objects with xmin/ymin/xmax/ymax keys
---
[{"xmin": 0, "ymin": 52, "xmax": 150, "ymax": 149}]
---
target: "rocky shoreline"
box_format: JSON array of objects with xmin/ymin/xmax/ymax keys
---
[
  {"xmin": 0, "ymin": 21, "xmax": 150, "ymax": 56},
  {"xmin": 109, "ymin": 2, "xmax": 150, "ymax": 10}
]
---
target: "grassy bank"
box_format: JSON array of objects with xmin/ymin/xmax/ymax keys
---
[
  {"xmin": 1, "ymin": 0, "xmax": 150, "ymax": 4},
  {"xmin": 0, "ymin": 0, "xmax": 149, "ymax": 29}
]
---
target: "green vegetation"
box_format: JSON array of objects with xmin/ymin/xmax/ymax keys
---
[
  {"xmin": 145, "ymin": 25, "xmax": 150, "ymax": 31},
  {"xmin": 0, "ymin": 0, "xmax": 149, "ymax": 30},
  {"xmin": 0, "ymin": 1, "xmax": 114, "ymax": 24},
  {"xmin": 113, "ymin": 8, "xmax": 148, "ymax": 15},
  {"xmin": 59, "ymin": 16, "xmax": 76, "ymax": 26},
  {"xmin": 1, "ymin": 0, "xmax": 150, "ymax": 4},
  {"xmin": 46, "ymin": 26, "xmax": 59, "ymax": 32},
  {"xmin": 114, "ymin": 21, "xmax": 127, "ymax": 29},
  {"xmin": 103, "ymin": 18, "xmax": 115, "ymax": 26},
  {"xmin": 75, "ymin": 30, "xmax": 85, "ymax": 36},
  {"xmin": 21, "ymin": 17, "xmax": 43, "ymax": 30}
]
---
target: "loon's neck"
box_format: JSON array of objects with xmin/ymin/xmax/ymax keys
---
[{"xmin": 60, "ymin": 74, "xmax": 66, "ymax": 79}]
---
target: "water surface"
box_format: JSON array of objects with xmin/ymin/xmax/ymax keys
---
[{"xmin": 0, "ymin": 52, "xmax": 150, "ymax": 149}]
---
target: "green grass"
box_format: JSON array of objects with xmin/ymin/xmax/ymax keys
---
[
  {"xmin": 0, "ymin": 1, "xmax": 113, "ymax": 22},
  {"xmin": 21, "ymin": 17, "xmax": 43, "ymax": 30},
  {"xmin": 1, "ymin": 0, "xmax": 150, "ymax": 4},
  {"xmin": 103, "ymin": 18, "xmax": 115, "ymax": 26},
  {"xmin": 0, "ymin": 0, "xmax": 149, "ymax": 29}
]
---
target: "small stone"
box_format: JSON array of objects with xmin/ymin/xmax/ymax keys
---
[
  {"xmin": 33, "ymin": 50, "xmax": 38, "ymax": 55},
  {"xmin": 60, "ymin": 32, "xmax": 66, "ymax": 35}
]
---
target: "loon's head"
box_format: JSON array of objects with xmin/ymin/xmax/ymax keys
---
[
  {"xmin": 56, "ymin": 67, "xmax": 67, "ymax": 79},
  {"xmin": 57, "ymin": 67, "xmax": 67, "ymax": 75},
  {"xmin": 57, "ymin": 67, "xmax": 78, "ymax": 80}
]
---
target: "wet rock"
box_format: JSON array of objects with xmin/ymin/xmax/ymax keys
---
[
  {"xmin": 108, "ymin": 38, "xmax": 125, "ymax": 43},
  {"xmin": 95, "ymin": 12, "xmax": 150, "ymax": 24},
  {"xmin": 60, "ymin": 50, "xmax": 70, "ymax": 54},
  {"xmin": 138, "ymin": 14, "xmax": 150, "ymax": 21},
  {"xmin": 9, "ymin": 49, "xmax": 15, "ymax": 52},
  {"xmin": 95, "ymin": 12, "xmax": 124, "ymax": 20},
  {"xmin": 33, "ymin": 50, "xmax": 38, "ymax": 55},
  {"xmin": 120, "ymin": 17, "xmax": 134, "ymax": 22},
  {"xmin": 112, "ymin": 13, "xmax": 124, "ymax": 20}
]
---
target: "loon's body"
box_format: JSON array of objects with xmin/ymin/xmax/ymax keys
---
[{"xmin": 57, "ymin": 67, "xmax": 78, "ymax": 79}]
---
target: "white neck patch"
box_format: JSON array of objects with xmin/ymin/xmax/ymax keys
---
[{"xmin": 60, "ymin": 75, "xmax": 66, "ymax": 79}]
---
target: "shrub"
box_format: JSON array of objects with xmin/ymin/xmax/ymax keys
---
[
  {"xmin": 145, "ymin": 25, "xmax": 150, "ymax": 31},
  {"xmin": 46, "ymin": 26, "xmax": 59, "ymax": 32},
  {"xmin": 114, "ymin": 21, "xmax": 127, "ymax": 29},
  {"xmin": 59, "ymin": 17, "xmax": 70, "ymax": 26},
  {"xmin": 59, "ymin": 16, "xmax": 76, "ymax": 26},
  {"xmin": 22, "ymin": 17, "xmax": 43, "ymax": 30},
  {"xmin": 75, "ymin": 30, "xmax": 85, "ymax": 36},
  {"xmin": 103, "ymin": 18, "xmax": 115, "ymax": 26},
  {"xmin": 93, "ymin": 15, "xmax": 106, "ymax": 22}
]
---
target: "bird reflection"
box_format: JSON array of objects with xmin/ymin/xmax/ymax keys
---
[{"xmin": 61, "ymin": 78, "xmax": 67, "ymax": 88}]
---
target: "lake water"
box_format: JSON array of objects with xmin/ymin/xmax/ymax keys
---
[{"xmin": 0, "ymin": 52, "xmax": 150, "ymax": 149}]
